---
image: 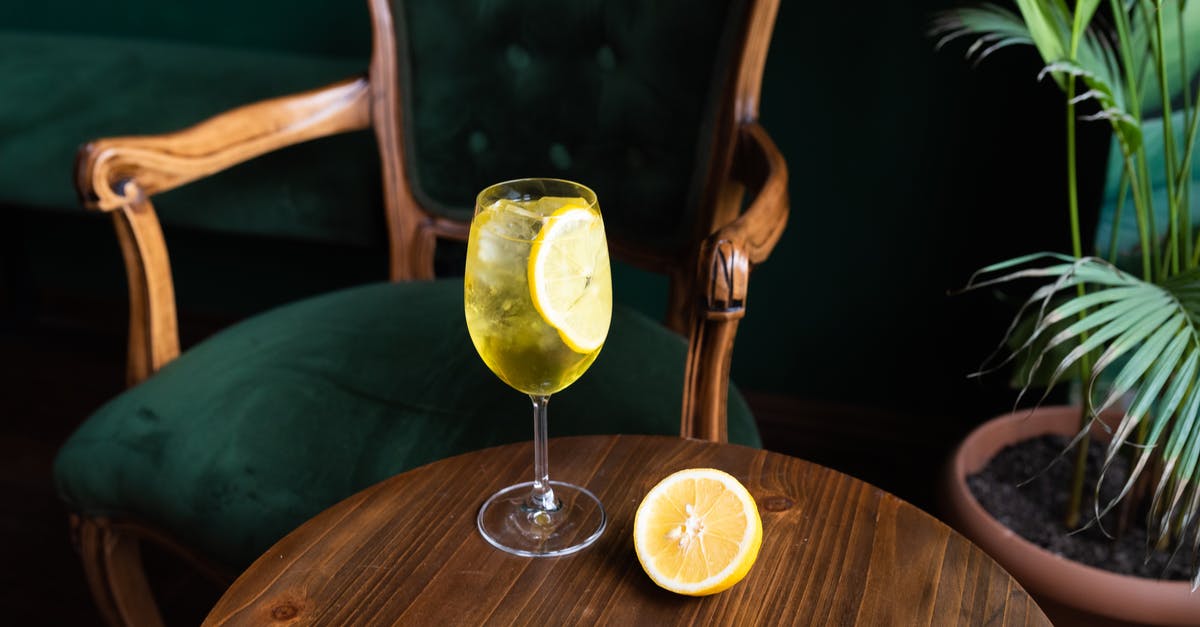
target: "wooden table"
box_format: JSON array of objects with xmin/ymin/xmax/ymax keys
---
[{"xmin": 203, "ymin": 435, "xmax": 1049, "ymax": 626}]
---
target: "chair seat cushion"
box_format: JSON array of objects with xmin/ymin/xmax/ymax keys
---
[
  {"xmin": 53, "ymin": 280, "xmax": 759, "ymax": 570},
  {"xmin": 0, "ymin": 31, "xmax": 382, "ymax": 246}
]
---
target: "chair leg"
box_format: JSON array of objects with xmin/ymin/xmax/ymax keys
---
[{"xmin": 72, "ymin": 514, "xmax": 165, "ymax": 627}]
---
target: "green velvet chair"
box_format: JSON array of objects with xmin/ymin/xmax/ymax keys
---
[{"xmin": 53, "ymin": 0, "xmax": 788, "ymax": 624}]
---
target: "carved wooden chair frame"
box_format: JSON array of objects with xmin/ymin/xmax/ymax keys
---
[{"xmin": 70, "ymin": 0, "xmax": 787, "ymax": 624}]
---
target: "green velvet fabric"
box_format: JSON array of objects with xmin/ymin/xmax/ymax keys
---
[
  {"xmin": 0, "ymin": 32, "xmax": 382, "ymax": 246},
  {"xmin": 0, "ymin": 1, "xmax": 371, "ymax": 58},
  {"xmin": 54, "ymin": 280, "xmax": 759, "ymax": 570},
  {"xmin": 395, "ymin": 0, "xmax": 748, "ymax": 255}
]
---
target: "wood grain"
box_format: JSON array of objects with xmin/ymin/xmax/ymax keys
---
[
  {"xmin": 110, "ymin": 201, "xmax": 178, "ymax": 385},
  {"xmin": 681, "ymin": 121, "xmax": 789, "ymax": 442},
  {"xmin": 203, "ymin": 436, "xmax": 1048, "ymax": 626}
]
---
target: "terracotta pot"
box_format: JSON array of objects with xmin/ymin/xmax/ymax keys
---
[{"xmin": 941, "ymin": 405, "xmax": 1200, "ymax": 627}]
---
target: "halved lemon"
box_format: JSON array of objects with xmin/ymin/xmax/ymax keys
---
[
  {"xmin": 527, "ymin": 205, "xmax": 612, "ymax": 353},
  {"xmin": 633, "ymin": 468, "xmax": 762, "ymax": 596}
]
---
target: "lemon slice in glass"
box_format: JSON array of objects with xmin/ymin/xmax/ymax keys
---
[
  {"xmin": 527, "ymin": 205, "xmax": 612, "ymax": 353},
  {"xmin": 634, "ymin": 468, "xmax": 763, "ymax": 596}
]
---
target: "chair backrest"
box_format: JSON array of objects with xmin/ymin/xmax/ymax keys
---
[
  {"xmin": 363, "ymin": 0, "xmax": 785, "ymax": 442},
  {"xmin": 368, "ymin": 0, "xmax": 779, "ymax": 323},
  {"xmin": 74, "ymin": 0, "xmax": 785, "ymax": 440},
  {"xmin": 396, "ymin": 0, "xmax": 747, "ymax": 253}
]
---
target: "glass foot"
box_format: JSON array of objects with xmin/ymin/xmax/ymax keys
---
[{"xmin": 477, "ymin": 480, "xmax": 606, "ymax": 557}]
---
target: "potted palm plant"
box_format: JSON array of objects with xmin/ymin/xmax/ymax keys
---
[{"xmin": 932, "ymin": 1, "xmax": 1200, "ymax": 625}]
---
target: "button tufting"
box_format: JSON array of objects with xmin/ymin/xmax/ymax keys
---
[
  {"xmin": 506, "ymin": 44, "xmax": 531, "ymax": 70},
  {"xmin": 468, "ymin": 131, "xmax": 489, "ymax": 155},
  {"xmin": 596, "ymin": 45, "xmax": 616, "ymax": 70},
  {"xmin": 548, "ymin": 143, "xmax": 571, "ymax": 170}
]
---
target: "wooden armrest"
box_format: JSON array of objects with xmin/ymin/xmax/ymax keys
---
[
  {"xmin": 682, "ymin": 121, "xmax": 788, "ymax": 442},
  {"xmin": 77, "ymin": 75, "xmax": 371, "ymax": 211},
  {"xmin": 701, "ymin": 121, "xmax": 789, "ymax": 315},
  {"xmin": 80, "ymin": 76, "xmax": 371, "ymax": 386}
]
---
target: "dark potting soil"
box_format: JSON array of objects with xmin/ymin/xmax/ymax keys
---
[{"xmin": 968, "ymin": 434, "xmax": 1193, "ymax": 581}]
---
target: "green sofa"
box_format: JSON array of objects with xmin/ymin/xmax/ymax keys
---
[{"xmin": 1, "ymin": 1, "xmax": 389, "ymax": 317}]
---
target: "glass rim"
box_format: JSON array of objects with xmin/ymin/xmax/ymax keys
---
[{"xmin": 475, "ymin": 177, "xmax": 599, "ymax": 211}]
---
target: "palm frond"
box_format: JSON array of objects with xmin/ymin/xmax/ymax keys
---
[
  {"xmin": 931, "ymin": 1, "xmax": 1145, "ymax": 151},
  {"xmin": 969, "ymin": 256, "xmax": 1200, "ymax": 585},
  {"xmin": 1013, "ymin": 0, "xmax": 1072, "ymax": 82},
  {"xmin": 1041, "ymin": 59, "xmax": 1144, "ymax": 153},
  {"xmin": 930, "ymin": 4, "xmax": 1036, "ymax": 65},
  {"xmin": 965, "ymin": 254, "xmax": 1134, "ymax": 382}
]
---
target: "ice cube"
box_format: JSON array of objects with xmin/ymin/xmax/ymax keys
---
[
  {"xmin": 533, "ymin": 196, "xmax": 590, "ymax": 217},
  {"xmin": 482, "ymin": 199, "xmax": 541, "ymax": 240}
]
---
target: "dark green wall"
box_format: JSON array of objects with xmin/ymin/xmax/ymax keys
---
[{"xmin": 736, "ymin": 0, "xmax": 1110, "ymax": 421}]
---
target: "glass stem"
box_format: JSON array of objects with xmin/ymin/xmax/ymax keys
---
[{"xmin": 529, "ymin": 394, "xmax": 557, "ymax": 512}]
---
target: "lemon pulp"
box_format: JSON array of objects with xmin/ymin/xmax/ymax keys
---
[{"xmin": 633, "ymin": 468, "xmax": 763, "ymax": 596}]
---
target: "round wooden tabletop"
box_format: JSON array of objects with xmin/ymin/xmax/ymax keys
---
[{"xmin": 203, "ymin": 435, "xmax": 1049, "ymax": 626}]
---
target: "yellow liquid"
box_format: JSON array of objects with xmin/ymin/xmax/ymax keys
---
[{"xmin": 464, "ymin": 198, "xmax": 607, "ymax": 395}]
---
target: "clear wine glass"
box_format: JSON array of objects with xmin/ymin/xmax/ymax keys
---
[{"xmin": 465, "ymin": 178, "xmax": 612, "ymax": 556}]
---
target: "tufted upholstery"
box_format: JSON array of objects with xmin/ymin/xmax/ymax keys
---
[{"xmin": 397, "ymin": 0, "xmax": 748, "ymax": 255}]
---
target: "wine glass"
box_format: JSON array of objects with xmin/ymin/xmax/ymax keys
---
[{"xmin": 465, "ymin": 178, "xmax": 612, "ymax": 557}]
